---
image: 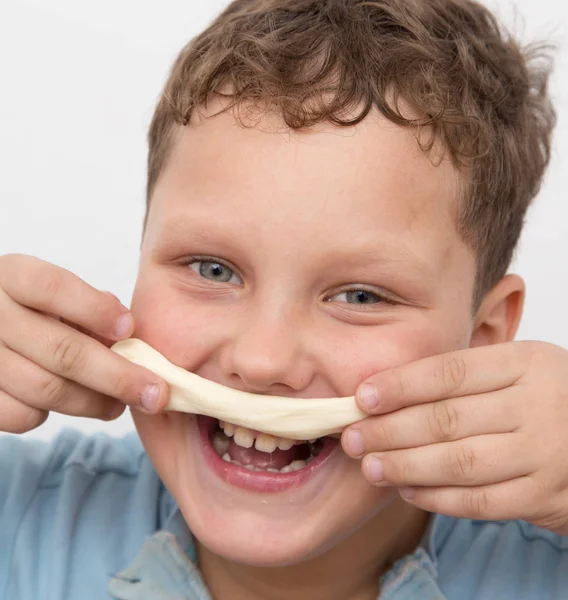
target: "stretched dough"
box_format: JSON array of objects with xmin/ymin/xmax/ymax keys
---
[{"xmin": 111, "ymin": 338, "xmax": 366, "ymax": 440}]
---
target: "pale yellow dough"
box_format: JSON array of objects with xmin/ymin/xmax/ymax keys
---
[{"xmin": 111, "ymin": 338, "xmax": 367, "ymax": 440}]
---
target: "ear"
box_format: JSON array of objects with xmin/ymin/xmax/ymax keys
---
[{"xmin": 470, "ymin": 274, "xmax": 525, "ymax": 347}]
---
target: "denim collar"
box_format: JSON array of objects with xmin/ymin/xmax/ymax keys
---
[{"xmin": 109, "ymin": 488, "xmax": 446, "ymax": 600}]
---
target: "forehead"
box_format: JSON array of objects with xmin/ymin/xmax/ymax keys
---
[{"xmin": 146, "ymin": 100, "xmax": 471, "ymax": 281}]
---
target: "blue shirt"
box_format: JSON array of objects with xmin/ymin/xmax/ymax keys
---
[{"xmin": 1, "ymin": 429, "xmax": 567, "ymax": 599}]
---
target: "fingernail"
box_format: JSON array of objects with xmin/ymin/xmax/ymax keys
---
[
  {"xmin": 358, "ymin": 383, "xmax": 379, "ymax": 411},
  {"xmin": 346, "ymin": 429, "xmax": 365, "ymax": 457},
  {"xmin": 141, "ymin": 384, "xmax": 160, "ymax": 413},
  {"xmin": 365, "ymin": 456, "xmax": 384, "ymax": 482},
  {"xmin": 115, "ymin": 313, "xmax": 134, "ymax": 338}
]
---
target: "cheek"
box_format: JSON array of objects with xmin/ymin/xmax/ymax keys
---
[
  {"xmin": 132, "ymin": 409, "xmax": 194, "ymax": 489},
  {"xmin": 130, "ymin": 271, "xmax": 228, "ymax": 367},
  {"xmin": 131, "ymin": 411, "xmax": 169, "ymax": 487},
  {"xmin": 337, "ymin": 320, "xmax": 470, "ymax": 388},
  {"xmin": 393, "ymin": 325, "xmax": 462, "ymax": 358},
  {"xmin": 132, "ymin": 276, "xmax": 193, "ymax": 344}
]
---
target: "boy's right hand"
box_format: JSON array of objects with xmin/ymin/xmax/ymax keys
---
[{"xmin": 0, "ymin": 254, "xmax": 168, "ymax": 434}]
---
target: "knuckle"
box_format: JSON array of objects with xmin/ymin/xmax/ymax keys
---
[
  {"xmin": 110, "ymin": 370, "xmax": 137, "ymax": 404},
  {"xmin": 437, "ymin": 355, "xmax": 467, "ymax": 395},
  {"xmin": 393, "ymin": 371, "xmax": 409, "ymax": 402},
  {"xmin": 429, "ymin": 400, "xmax": 460, "ymax": 442},
  {"xmin": 40, "ymin": 375, "xmax": 68, "ymax": 410},
  {"xmin": 391, "ymin": 454, "xmax": 411, "ymax": 483},
  {"xmin": 36, "ymin": 267, "xmax": 64, "ymax": 307},
  {"xmin": 25, "ymin": 407, "xmax": 49, "ymax": 432},
  {"xmin": 52, "ymin": 336, "xmax": 86, "ymax": 376},
  {"xmin": 462, "ymin": 487, "xmax": 489, "ymax": 518},
  {"xmin": 13, "ymin": 406, "xmax": 48, "ymax": 434},
  {"xmin": 375, "ymin": 418, "xmax": 397, "ymax": 450},
  {"xmin": 92, "ymin": 293, "xmax": 117, "ymax": 327},
  {"xmin": 532, "ymin": 502, "xmax": 568, "ymax": 534},
  {"xmin": 448, "ymin": 445, "xmax": 477, "ymax": 483}
]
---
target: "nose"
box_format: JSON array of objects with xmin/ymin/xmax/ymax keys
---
[{"xmin": 221, "ymin": 302, "xmax": 312, "ymax": 394}]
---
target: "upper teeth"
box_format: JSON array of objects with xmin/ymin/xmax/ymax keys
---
[{"xmin": 220, "ymin": 421, "xmax": 302, "ymax": 452}]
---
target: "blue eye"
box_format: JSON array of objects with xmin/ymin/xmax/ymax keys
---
[
  {"xmin": 331, "ymin": 289, "xmax": 387, "ymax": 305},
  {"xmin": 343, "ymin": 290, "xmax": 381, "ymax": 304},
  {"xmin": 190, "ymin": 260, "xmax": 240, "ymax": 284}
]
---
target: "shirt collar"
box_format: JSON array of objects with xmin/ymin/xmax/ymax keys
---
[{"xmin": 110, "ymin": 489, "xmax": 447, "ymax": 600}]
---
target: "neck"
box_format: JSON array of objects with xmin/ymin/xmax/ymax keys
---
[{"xmin": 198, "ymin": 499, "xmax": 430, "ymax": 600}]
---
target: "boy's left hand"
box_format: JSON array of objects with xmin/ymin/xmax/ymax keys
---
[{"xmin": 342, "ymin": 341, "xmax": 568, "ymax": 536}]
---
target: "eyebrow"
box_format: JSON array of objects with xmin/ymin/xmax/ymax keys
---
[
  {"xmin": 324, "ymin": 240, "xmax": 435, "ymax": 279},
  {"xmin": 155, "ymin": 217, "xmax": 224, "ymax": 246},
  {"xmin": 151, "ymin": 216, "xmax": 247, "ymax": 260}
]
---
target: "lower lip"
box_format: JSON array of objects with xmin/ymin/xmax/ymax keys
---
[{"xmin": 197, "ymin": 415, "xmax": 339, "ymax": 493}]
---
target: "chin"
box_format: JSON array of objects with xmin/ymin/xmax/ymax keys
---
[{"xmin": 185, "ymin": 508, "xmax": 331, "ymax": 566}]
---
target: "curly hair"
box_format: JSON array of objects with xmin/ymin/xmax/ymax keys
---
[{"xmin": 146, "ymin": 0, "xmax": 556, "ymax": 307}]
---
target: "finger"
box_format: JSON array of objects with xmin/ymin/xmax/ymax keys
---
[
  {"xmin": 342, "ymin": 388, "xmax": 521, "ymax": 457},
  {"xmin": 39, "ymin": 306, "xmax": 112, "ymax": 348},
  {"xmin": 1, "ymin": 301, "xmax": 168, "ymax": 413},
  {"xmin": 55, "ymin": 291, "xmax": 121, "ymax": 347},
  {"xmin": 397, "ymin": 475, "xmax": 539, "ymax": 521},
  {"xmin": 0, "ymin": 388, "xmax": 49, "ymax": 434},
  {"xmin": 60, "ymin": 317, "xmax": 116, "ymax": 348},
  {"xmin": 356, "ymin": 343, "xmax": 529, "ymax": 415},
  {"xmin": 0, "ymin": 255, "xmax": 133, "ymax": 341},
  {"xmin": 0, "ymin": 344, "xmax": 125, "ymax": 420},
  {"xmin": 361, "ymin": 433, "xmax": 535, "ymax": 488}
]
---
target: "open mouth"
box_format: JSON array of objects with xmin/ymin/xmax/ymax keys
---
[
  {"xmin": 198, "ymin": 416, "xmax": 339, "ymax": 492},
  {"xmin": 212, "ymin": 419, "xmax": 325, "ymax": 472}
]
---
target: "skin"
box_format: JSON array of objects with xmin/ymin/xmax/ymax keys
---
[{"xmin": 128, "ymin": 99, "xmax": 524, "ymax": 599}]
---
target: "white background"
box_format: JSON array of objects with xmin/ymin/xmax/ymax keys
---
[{"xmin": 0, "ymin": 0, "xmax": 566, "ymax": 440}]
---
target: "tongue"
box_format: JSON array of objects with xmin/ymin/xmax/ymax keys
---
[{"xmin": 228, "ymin": 441, "xmax": 309, "ymax": 469}]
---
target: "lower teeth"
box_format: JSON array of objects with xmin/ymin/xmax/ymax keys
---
[{"xmin": 221, "ymin": 452, "xmax": 310, "ymax": 473}]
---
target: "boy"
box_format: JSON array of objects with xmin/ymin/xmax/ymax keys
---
[{"xmin": 1, "ymin": 0, "xmax": 568, "ymax": 598}]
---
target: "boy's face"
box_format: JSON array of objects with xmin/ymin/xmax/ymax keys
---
[{"xmin": 130, "ymin": 101, "xmax": 477, "ymax": 566}]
